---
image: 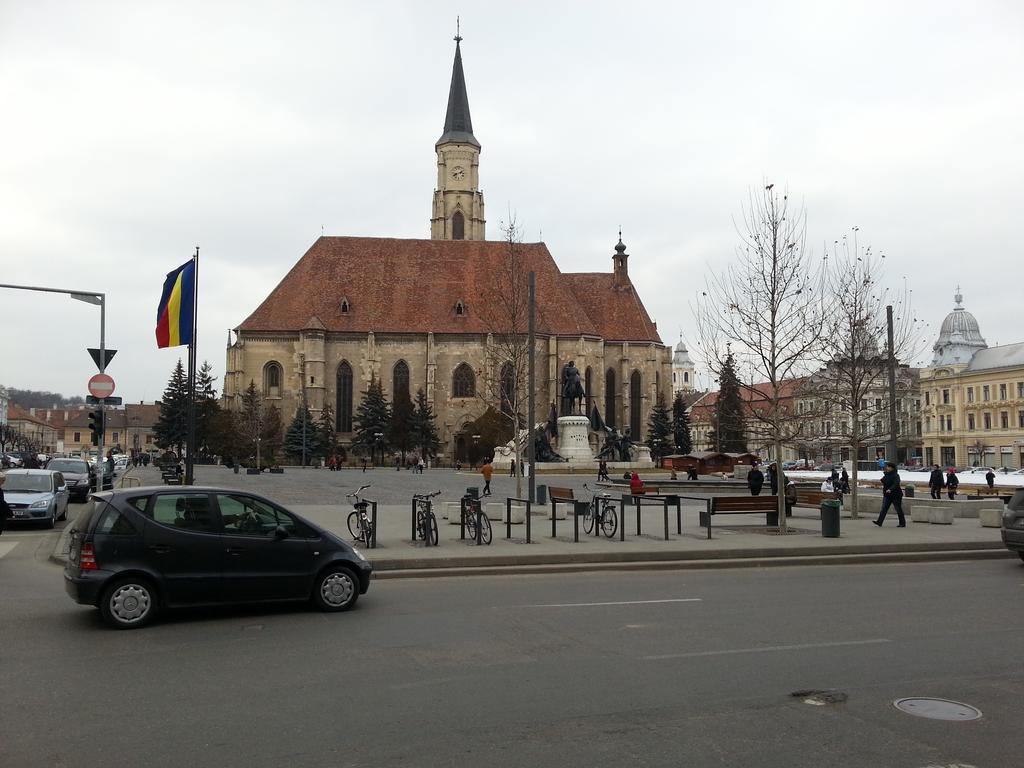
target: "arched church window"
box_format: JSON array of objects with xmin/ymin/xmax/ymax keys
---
[
  {"xmin": 452, "ymin": 363, "xmax": 475, "ymax": 398},
  {"xmin": 452, "ymin": 211, "xmax": 465, "ymax": 240},
  {"xmin": 630, "ymin": 370, "xmax": 642, "ymax": 437},
  {"xmin": 393, "ymin": 360, "xmax": 410, "ymax": 405},
  {"xmin": 336, "ymin": 361, "xmax": 353, "ymax": 433},
  {"xmin": 263, "ymin": 362, "xmax": 283, "ymax": 397},
  {"xmin": 605, "ymin": 368, "xmax": 616, "ymax": 428},
  {"xmin": 684, "ymin": 371, "xmax": 689, "ymax": 383},
  {"xmin": 585, "ymin": 367, "xmax": 593, "ymax": 417},
  {"xmin": 454, "ymin": 299, "xmax": 466, "ymax": 316},
  {"xmin": 500, "ymin": 362, "xmax": 514, "ymax": 417},
  {"xmin": 339, "ymin": 298, "xmax": 350, "ymax": 314}
]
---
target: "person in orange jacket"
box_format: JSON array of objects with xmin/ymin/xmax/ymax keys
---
[{"xmin": 481, "ymin": 460, "xmax": 494, "ymax": 496}]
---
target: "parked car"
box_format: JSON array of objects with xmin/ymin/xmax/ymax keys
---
[
  {"xmin": 781, "ymin": 461, "xmax": 797, "ymax": 470},
  {"xmin": 815, "ymin": 463, "xmax": 835, "ymax": 472},
  {"xmin": 63, "ymin": 486, "xmax": 373, "ymax": 629},
  {"xmin": 45, "ymin": 457, "xmax": 95, "ymax": 502},
  {"xmin": 1001, "ymin": 488, "xmax": 1024, "ymax": 562},
  {"xmin": 967, "ymin": 466, "xmax": 996, "ymax": 475},
  {"xmin": 2, "ymin": 469, "xmax": 70, "ymax": 528}
]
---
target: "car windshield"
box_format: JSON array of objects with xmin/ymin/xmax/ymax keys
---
[
  {"xmin": 48, "ymin": 460, "xmax": 88, "ymax": 473},
  {"xmin": 3, "ymin": 475, "xmax": 52, "ymax": 492}
]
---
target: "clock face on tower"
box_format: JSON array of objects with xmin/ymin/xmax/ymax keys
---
[{"xmin": 451, "ymin": 166, "xmax": 466, "ymax": 181}]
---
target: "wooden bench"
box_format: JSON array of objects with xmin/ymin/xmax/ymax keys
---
[
  {"xmin": 701, "ymin": 495, "xmax": 779, "ymax": 539},
  {"xmin": 793, "ymin": 489, "xmax": 840, "ymax": 508}
]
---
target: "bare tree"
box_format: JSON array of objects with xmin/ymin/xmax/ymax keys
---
[
  {"xmin": 475, "ymin": 213, "xmax": 540, "ymax": 500},
  {"xmin": 802, "ymin": 231, "xmax": 924, "ymax": 517},
  {"xmin": 696, "ymin": 183, "xmax": 827, "ymax": 533}
]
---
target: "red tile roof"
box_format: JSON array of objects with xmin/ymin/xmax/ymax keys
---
[
  {"xmin": 689, "ymin": 378, "xmax": 807, "ymax": 420},
  {"xmin": 237, "ymin": 237, "xmax": 663, "ymax": 344}
]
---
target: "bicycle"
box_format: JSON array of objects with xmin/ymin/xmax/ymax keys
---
[
  {"xmin": 461, "ymin": 495, "xmax": 492, "ymax": 545},
  {"xmin": 346, "ymin": 484, "xmax": 374, "ymax": 545},
  {"xmin": 413, "ymin": 491, "xmax": 441, "ymax": 546},
  {"xmin": 583, "ymin": 483, "xmax": 618, "ymax": 538}
]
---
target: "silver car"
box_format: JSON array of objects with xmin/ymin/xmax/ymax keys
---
[
  {"xmin": 1002, "ymin": 488, "xmax": 1024, "ymax": 562},
  {"xmin": 3, "ymin": 469, "xmax": 70, "ymax": 528}
]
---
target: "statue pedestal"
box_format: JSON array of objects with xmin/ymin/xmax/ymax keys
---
[{"xmin": 556, "ymin": 415, "xmax": 594, "ymax": 463}]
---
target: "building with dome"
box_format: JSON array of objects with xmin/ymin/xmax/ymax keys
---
[
  {"xmin": 920, "ymin": 291, "xmax": 1024, "ymax": 469},
  {"xmin": 222, "ymin": 35, "xmax": 671, "ymax": 463},
  {"xmin": 671, "ymin": 338, "xmax": 695, "ymax": 395}
]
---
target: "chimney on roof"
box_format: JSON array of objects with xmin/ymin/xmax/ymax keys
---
[{"xmin": 613, "ymin": 231, "xmax": 629, "ymax": 287}]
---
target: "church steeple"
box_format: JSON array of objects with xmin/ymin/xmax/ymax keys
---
[{"xmin": 431, "ymin": 25, "xmax": 486, "ymax": 240}]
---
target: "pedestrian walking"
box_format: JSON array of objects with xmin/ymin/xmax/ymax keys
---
[
  {"xmin": 418, "ymin": 457, "xmax": 425, "ymax": 474},
  {"xmin": 873, "ymin": 461, "xmax": 906, "ymax": 527},
  {"xmin": 767, "ymin": 463, "xmax": 778, "ymax": 495},
  {"xmin": 840, "ymin": 467, "xmax": 850, "ymax": 494},
  {"xmin": 597, "ymin": 460, "xmax": 609, "ymax": 482},
  {"xmin": 0, "ymin": 473, "xmax": 12, "ymax": 536},
  {"xmin": 985, "ymin": 469, "xmax": 995, "ymax": 489},
  {"xmin": 784, "ymin": 479, "xmax": 797, "ymax": 517},
  {"xmin": 509, "ymin": 458, "xmax": 516, "ymax": 478},
  {"xmin": 480, "ymin": 460, "xmax": 493, "ymax": 496},
  {"xmin": 361, "ymin": 457, "xmax": 368, "ymax": 473},
  {"xmin": 928, "ymin": 464, "xmax": 944, "ymax": 499},
  {"xmin": 747, "ymin": 464, "xmax": 764, "ymax": 496},
  {"xmin": 945, "ymin": 468, "xmax": 959, "ymax": 499}
]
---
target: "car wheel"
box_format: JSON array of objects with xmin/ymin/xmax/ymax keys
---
[
  {"xmin": 100, "ymin": 576, "xmax": 158, "ymax": 629},
  {"xmin": 312, "ymin": 566, "xmax": 359, "ymax": 612},
  {"xmin": 1018, "ymin": 552, "xmax": 1024, "ymax": 563},
  {"xmin": 43, "ymin": 512, "xmax": 55, "ymax": 529}
]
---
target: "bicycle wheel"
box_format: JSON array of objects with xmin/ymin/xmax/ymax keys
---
[
  {"xmin": 463, "ymin": 511, "xmax": 477, "ymax": 541},
  {"xmin": 347, "ymin": 510, "xmax": 363, "ymax": 541},
  {"xmin": 583, "ymin": 501, "xmax": 595, "ymax": 534},
  {"xmin": 479, "ymin": 514, "xmax": 492, "ymax": 545},
  {"xmin": 601, "ymin": 506, "xmax": 618, "ymax": 538},
  {"xmin": 363, "ymin": 516, "xmax": 374, "ymax": 546},
  {"xmin": 427, "ymin": 513, "xmax": 439, "ymax": 546}
]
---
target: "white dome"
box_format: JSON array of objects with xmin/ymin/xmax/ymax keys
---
[
  {"xmin": 932, "ymin": 291, "xmax": 987, "ymax": 366},
  {"xmin": 673, "ymin": 339, "xmax": 693, "ymax": 366}
]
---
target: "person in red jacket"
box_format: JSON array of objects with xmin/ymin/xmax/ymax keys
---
[{"xmin": 629, "ymin": 471, "xmax": 644, "ymax": 494}]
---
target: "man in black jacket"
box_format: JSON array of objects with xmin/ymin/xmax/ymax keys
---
[
  {"xmin": 985, "ymin": 469, "xmax": 995, "ymax": 489},
  {"xmin": 945, "ymin": 468, "xmax": 959, "ymax": 499},
  {"xmin": 874, "ymin": 462, "xmax": 906, "ymax": 527},
  {"xmin": 747, "ymin": 464, "xmax": 764, "ymax": 496},
  {"xmin": 928, "ymin": 464, "xmax": 945, "ymax": 499}
]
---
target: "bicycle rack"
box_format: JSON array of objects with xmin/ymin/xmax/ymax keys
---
[
  {"xmin": 459, "ymin": 495, "xmax": 488, "ymax": 545},
  {"xmin": 366, "ymin": 499, "xmax": 378, "ymax": 549},
  {"xmin": 506, "ymin": 496, "xmax": 533, "ymax": 542},
  {"xmin": 619, "ymin": 493, "xmax": 683, "ymax": 541},
  {"xmin": 410, "ymin": 496, "xmax": 435, "ymax": 546}
]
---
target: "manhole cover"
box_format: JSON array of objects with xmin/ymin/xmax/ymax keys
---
[{"xmin": 893, "ymin": 698, "xmax": 982, "ymax": 721}]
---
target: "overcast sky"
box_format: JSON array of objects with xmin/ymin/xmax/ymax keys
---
[{"xmin": 2, "ymin": 1, "xmax": 1022, "ymax": 401}]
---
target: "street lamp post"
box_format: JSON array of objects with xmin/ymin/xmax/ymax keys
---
[
  {"xmin": 0, "ymin": 283, "xmax": 106, "ymax": 491},
  {"xmin": 374, "ymin": 431, "xmax": 383, "ymax": 466}
]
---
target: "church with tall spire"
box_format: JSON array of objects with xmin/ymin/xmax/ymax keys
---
[{"xmin": 223, "ymin": 31, "xmax": 671, "ymax": 463}]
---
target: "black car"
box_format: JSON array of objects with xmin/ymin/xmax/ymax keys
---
[{"xmin": 64, "ymin": 486, "xmax": 372, "ymax": 629}]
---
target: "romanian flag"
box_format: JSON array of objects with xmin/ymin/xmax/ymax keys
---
[{"xmin": 155, "ymin": 259, "xmax": 196, "ymax": 348}]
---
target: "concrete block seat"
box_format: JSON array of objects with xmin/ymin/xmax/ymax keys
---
[
  {"xmin": 928, "ymin": 507, "xmax": 955, "ymax": 525},
  {"xmin": 979, "ymin": 508, "xmax": 1003, "ymax": 528},
  {"xmin": 485, "ymin": 502, "xmax": 526, "ymax": 524}
]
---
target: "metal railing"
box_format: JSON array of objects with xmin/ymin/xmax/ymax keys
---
[{"xmin": 505, "ymin": 496, "xmax": 533, "ymax": 542}]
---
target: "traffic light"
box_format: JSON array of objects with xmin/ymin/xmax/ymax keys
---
[{"xmin": 88, "ymin": 409, "xmax": 105, "ymax": 446}]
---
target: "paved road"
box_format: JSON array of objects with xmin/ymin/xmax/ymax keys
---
[{"xmin": 2, "ymin": 529, "xmax": 1021, "ymax": 767}]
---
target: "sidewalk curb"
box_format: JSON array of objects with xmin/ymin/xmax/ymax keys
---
[{"xmin": 373, "ymin": 548, "xmax": 1013, "ymax": 579}]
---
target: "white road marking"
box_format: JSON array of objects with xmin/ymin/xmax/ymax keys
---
[
  {"xmin": 642, "ymin": 638, "xmax": 891, "ymax": 660},
  {"xmin": 0, "ymin": 542, "xmax": 19, "ymax": 559},
  {"xmin": 520, "ymin": 598, "xmax": 703, "ymax": 608}
]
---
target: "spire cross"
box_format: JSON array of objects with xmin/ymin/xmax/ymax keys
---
[{"xmin": 455, "ymin": 16, "xmax": 462, "ymax": 43}]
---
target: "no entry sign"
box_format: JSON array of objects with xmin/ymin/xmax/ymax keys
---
[{"xmin": 88, "ymin": 373, "xmax": 116, "ymax": 399}]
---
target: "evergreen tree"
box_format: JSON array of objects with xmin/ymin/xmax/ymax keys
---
[
  {"xmin": 353, "ymin": 378, "xmax": 392, "ymax": 463},
  {"xmin": 645, "ymin": 391, "xmax": 673, "ymax": 460},
  {"xmin": 153, "ymin": 359, "xmax": 189, "ymax": 455},
  {"xmin": 715, "ymin": 352, "xmax": 747, "ymax": 452},
  {"xmin": 284, "ymin": 405, "xmax": 320, "ymax": 464},
  {"xmin": 239, "ymin": 380, "xmax": 263, "ymax": 452},
  {"xmin": 671, "ymin": 391, "xmax": 693, "ymax": 454},
  {"xmin": 318, "ymin": 402, "xmax": 337, "ymax": 458},
  {"xmin": 407, "ymin": 388, "xmax": 440, "ymax": 460},
  {"xmin": 262, "ymin": 404, "xmax": 284, "ymax": 464},
  {"xmin": 389, "ymin": 389, "xmax": 413, "ymax": 462},
  {"xmin": 195, "ymin": 360, "xmax": 221, "ymax": 458}
]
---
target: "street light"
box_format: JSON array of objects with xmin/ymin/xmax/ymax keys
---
[
  {"xmin": 373, "ymin": 431, "xmax": 384, "ymax": 466},
  {"xmin": 1, "ymin": 283, "xmax": 106, "ymax": 491}
]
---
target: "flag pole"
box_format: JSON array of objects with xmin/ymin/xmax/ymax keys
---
[{"xmin": 185, "ymin": 246, "xmax": 199, "ymax": 484}]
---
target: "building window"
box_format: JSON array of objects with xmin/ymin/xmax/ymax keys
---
[
  {"xmin": 584, "ymin": 366, "xmax": 592, "ymax": 417},
  {"xmin": 942, "ymin": 389, "xmax": 949, "ymax": 405},
  {"xmin": 336, "ymin": 361, "xmax": 353, "ymax": 432},
  {"xmin": 452, "ymin": 211, "xmax": 465, "ymax": 240},
  {"xmin": 1001, "ymin": 411, "xmax": 1009, "ymax": 429},
  {"xmin": 1018, "ymin": 382, "xmax": 1024, "ymax": 399},
  {"xmin": 629, "ymin": 370, "xmax": 642, "ymax": 437},
  {"xmin": 983, "ymin": 412, "xmax": 992, "ymax": 430},
  {"xmin": 1019, "ymin": 410, "xmax": 1024, "ymax": 429},
  {"xmin": 452, "ymin": 363, "xmax": 475, "ymax": 398},
  {"xmin": 73, "ymin": 431, "xmax": 81, "ymax": 443},
  {"xmin": 339, "ymin": 298, "xmax": 350, "ymax": 314},
  {"xmin": 263, "ymin": 362, "xmax": 283, "ymax": 397},
  {"xmin": 605, "ymin": 368, "xmax": 616, "ymax": 428},
  {"xmin": 924, "ymin": 392, "xmax": 930, "ymax": 406},
  {"xmin": 915, "ymin": 421, "xmax": 922, "ymax": 436},
  {"xmin": 500, "ymin": 362, "xmax": 514, "ymax": 417},
  {"xmin": 393, "ymin": 360, "xmax": 410, "ymax": 405},
  {"xmin": 968, "ymin": 414, "xmax": 975, "ymax": 431},
  {"xmin": 967, "ymin": 387, "xmax": 974, "ymax": 403},
  {"xmin": 684, "ymin": 372, "xmax": 689, "ymax": 383},
  {"xmin": 999, "ymin": 383, "xmax": 1007, "ymax": 400},
  {"xmin": 983, "ymin": 385, "xmax": 990, "ymax": 401},
  {"xmin": 454, "ymin": 300, "xmax": 466, "ymax": 316},
  {"xmin": 111, "ymin": 432, "xmax": 119, "ymax": 444},
  {"xmin": 946, "ymin": 416, "xmax": 953, "ymax": 431}
]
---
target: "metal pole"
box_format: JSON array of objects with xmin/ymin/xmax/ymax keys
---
[
  {"xmin": 886, "ymin": 305, "xmax": 898, "ymax": 463},
  {"xmin": 185, "ymin": 247, "xmax": 199, "ymax": 485},
  {"xmin": 527, "ymin": 271, "xmax": 536, "ymax": 504},
  {"xmin": 300, "ymin": 353, "xmax": 307, "ymax": 467},
  {"xmin": 96, "ymin": 295, "xmax": 106, "ymax": 492}
]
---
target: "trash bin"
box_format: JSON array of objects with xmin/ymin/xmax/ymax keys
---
[
  {"xmin": 465, "ymin": 487, "xmax": 479, "ymax": 500},
  {"xmin": 904, "ymin": 484, "xmax": 915, "ymax": 498},
  {"xmin": 820, "ymin": 499, "xmax": 841, "ymax": 538},
  {"xmin": 536, "ymin": 484, "xmax": 548, "ymax": 505}
]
